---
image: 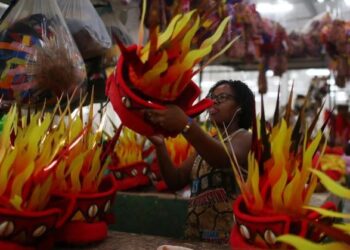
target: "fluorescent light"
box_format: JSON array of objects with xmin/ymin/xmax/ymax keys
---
[
  {"xmin": 306, "ymin": 68, "xmax": 330, "ymax": 76},
  {"xmin": 256, "ymin": 1, "xmax": 293, "ymax": 14},
  {"xmin": 317, "ymin": 0, "xmax": 324, "ymax": 3},
  {"xmin": 335, "ymin": 91, "xmax": 348, "ymax": 104},
  {"xmin": 266, "ymin": 70, "xmax": 274, "ymax": 77},
  {"xmin": 200, "ymin": 81, "xmax": 216, "ymax": 88},
  {"xmin": 345, "ymin": 0, "xmax": 350, "ymax": 6}
]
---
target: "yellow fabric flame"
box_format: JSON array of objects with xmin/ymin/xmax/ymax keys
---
[
  {"xmin": 52, "ymin": 103, "xmax": 109, "ymax": 194},
  {"xmin": 240, "ymin": 118, "xmax": 326, "ymax": 215},
  {"xmin": 0, "ymin": 105, "xmax": 67, "ymax": 211},
  {"xmin": 0, "ymin": 100, "xmax": 109, "ymax": 211},
  {"xmin": 310, "ymin": 169, "xmax": 350, "ymax": 199},
  {"xmin": 247, "ymin": 152, "xmax": 263, "ymax": 211},
  {"xmin": 333, "ymin": 224, "xmax": 350, "ymax": 233},
  {"xmin": 303, "ymin": 206, "xmax": 350, "ymax": 219},
  {"xmin": 114, "ymin": 128, "xmax": 144, "ymax": 166},
  {"xmin": 165, "ymin": 134, "xmax": 193, "ymax": 166},
  {"xmin": 28, "ymin": 175, "xmax": 53, "ymax": 211},
  {"xmin": 319, "ymin": 154, "xmax": 346, "ymax": 173},
  {"xmin": 277, "ymin": 235, "xmax": 349, "ymax": 250},
  {"xmin": 277, "ymin": 161, "xmax": 350, "ymax": 249},
  {"xmin": 129, "ymin": 9, "xmax": 235, "ymax": 100}
]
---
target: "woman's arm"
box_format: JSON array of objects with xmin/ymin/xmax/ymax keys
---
[
  {"xmin": 181, "ymin": 121, "xmax": 235, "ymax": 168},
  {"xmin": 149, "ymin": 136, "xmax": 195, "ymax": 191},
  {"xmin": 146, "ymin": 106, "xmax": 242, "ymax": 169}
]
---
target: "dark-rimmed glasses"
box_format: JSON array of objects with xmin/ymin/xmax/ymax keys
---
[{"xmin": 207, "ymin": 93, "xmax": 235, "ymax": 104}]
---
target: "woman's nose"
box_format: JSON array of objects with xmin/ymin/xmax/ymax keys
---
[{"xmin": 212, "ymin": 98, "xmax": 220, "ymax": 105}]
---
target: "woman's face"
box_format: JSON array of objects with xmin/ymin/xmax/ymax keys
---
[{"xmin": 208, "ymin": 84, "xmax": 240, "ymax": 125}]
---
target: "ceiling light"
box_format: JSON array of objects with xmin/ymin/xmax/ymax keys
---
[
  {"xmin": 335, "ymin": 91, "xmax": 348, "ymax": 104},
  {"xmin": 256, "ymin": 1, "xmax": 294, "ymax": 14},
  {"xmin": 266, "ymin": 70, "xmax": 274, "ymax": 77},
  {"xmin": 306, "ymin": 68, "xmax": 330, "ymax": 76},
  {"xmin": 345, "ymin": 0, "xmax": 350, "ymax": 6},
  {"xmin": 317, "ymin": 0, "xmax": 325, "ymax": 3}
]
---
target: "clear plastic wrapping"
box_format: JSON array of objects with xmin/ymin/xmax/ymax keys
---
[
  {"xmin": 0, "ymin": 0, "xmax": 86, "ymax": 107},
  {"xmin": 57, "ymin": 0, "xmax": 112, "ymax": 60}
]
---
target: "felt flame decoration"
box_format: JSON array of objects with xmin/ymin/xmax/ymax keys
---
[
  {"xmin": 319, "ymin": 154, "xmax": 346, "ymax": 175},
  {"xmin": 117, "ymin": 0, "xmax": 239, "ymax": 101},
  {"xmin": 53, "ymin": 98, "xmax": 110, "ymax": 194},
  {"xmin": 225, "ymin": 85, "xmax": 329, "ymax": 215},
  {"xmin": 0, "ymin": 105, "xmax": 66, "ymax": 211},
  {"xmin": 277, "ymin": 169, "xmax": 350, "ymax": 248},
  {"xmin": 165, "ymin": 134, "xmax": 193, "ymax": 166},
  {"xmin": 114, "ymin": 127, "xmax": 145, "ymax": 166}
]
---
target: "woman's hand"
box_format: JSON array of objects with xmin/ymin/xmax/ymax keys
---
[
  {"xmin": 144, "ymin": 105, "xmax": 188, "ymax": 134},
  {"xmin": 148, "ymin": 134, "xmax": 165, "ymax": 147}
]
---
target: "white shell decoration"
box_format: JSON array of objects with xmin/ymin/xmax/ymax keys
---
[
  {"xmin": 32, "ymin": 225, "xmax": 47, "ymax": 238},
  {"xmin": 264, "ymin": 229, "xmax": 277, "ymax": 245},
  {"xmin": 104, "ymin": 200, "xmax": 111, "ymax": 213},
  {"xmin": 239, "ymin": 224, "xmax": 250, "ymax": 240},
  {"xmin": 0, "ymin": 221, "xmax": 14, "ymax": 237},
  {"xmin": 88, "ymin": 204, "xmax": 99, "ymax": 218}
]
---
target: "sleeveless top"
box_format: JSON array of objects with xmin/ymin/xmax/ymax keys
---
[{"xmin": 184, "ymin": 128, "xmax": 246, "ymax": 243}]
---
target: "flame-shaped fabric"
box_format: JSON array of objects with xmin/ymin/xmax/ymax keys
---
[
  {"xmin": 114, "ymin": 128, "xmax": 144, "ymax": 166},
  {"xmin": 0, "ymin": 106, "xmax": 67, "ymax": 211},
  {"xmin": 234, "ymin": 117, "xmax": 326, "ymax": 215},
  {"xmin": 165, "ymin": 134, "xmax": 193, "ymax": 166},
  {"xmin": 277, "ymin": 174, "xmax": 350, "ymax": 248},
  {"xmin": 123, "ymin": 10, "xmax": 232, "ymax": 101},
  {"xmin": 52, "ymin": 105, "xmax": 109, "ymax": 194}
]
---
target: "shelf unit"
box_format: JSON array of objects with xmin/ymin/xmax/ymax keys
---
[{"xmin": 214, "ymin": 56, "xmax": 329, "ymax": 71}]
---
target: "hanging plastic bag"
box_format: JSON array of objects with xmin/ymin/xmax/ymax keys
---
[
  {"xmin": 0, "ymin": 0, "xmax": 86, "ymax": 108},
  {"xmin": 97, "ymin": 4, "xmax": 133, "ymax": 67},
  {"xmin": 57, "ymin": 0, "xmax": 112, "ymax": 60}
]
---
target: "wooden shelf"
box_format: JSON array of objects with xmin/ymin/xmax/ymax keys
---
[{"xmin": 214, "ymin": 56, "xmax": 329, "ymax": 71}]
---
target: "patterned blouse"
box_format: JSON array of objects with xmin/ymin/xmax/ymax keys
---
[{"xmin": 184, "ymin": 129, "xmax": 246, "ymax": 243}]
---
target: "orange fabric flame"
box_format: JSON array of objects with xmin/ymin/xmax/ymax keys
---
[
  {"xmin": 165, "ymin": 134, "xmax": 193, "ymax": 167},
  {"xmin": 52, "ymin": 104, "xmax": 109, "ymax": 195},
  {"xmin": 114, "ymin": 128, "xmax": 145, "ymax": 167},
  {"xmin": 123, "ymin": 8, "xmax": 237, "ymax": 101},
  {"xmin": 239, "ymin": 118, "xmax": 324, "ymax": 215},
  {"xmin": 0, "ymin": 106, "xmax": 66, "ymax": 211}
]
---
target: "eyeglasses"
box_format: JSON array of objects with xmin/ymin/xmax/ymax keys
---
[{"xmin": 208, "ymin": 93, "xmax": 235, "ymax": 104}]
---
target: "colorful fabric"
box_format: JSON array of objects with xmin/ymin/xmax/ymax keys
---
[
  {"xmin": 185, "ymin": 155, "xmax": 237, "ymax": 243},
  {"xmin": 0, "ymin": 14, "xmax": 49, "ymax": 104}
]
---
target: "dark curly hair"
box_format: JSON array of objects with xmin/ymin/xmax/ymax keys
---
[{"xmin": 208, "ymin": 80, "xmax": 255, "ymax": 129}]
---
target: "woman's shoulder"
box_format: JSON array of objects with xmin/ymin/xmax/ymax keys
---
[
  {"xmin": 231, "ymin": 128, "xmax": 251, "ymax": 140},
  {"xmin": 229, "ymin": 129, "xmax": 252, "ymax": 147}
]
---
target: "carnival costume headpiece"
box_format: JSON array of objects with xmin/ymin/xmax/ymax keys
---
[
  {"xmin": 227, "ymin": 87, "xmax": 339, "ymax": 249},
  {"xmin": 107, "ymin": 1, "xmax": 239, "ymax": 136}
]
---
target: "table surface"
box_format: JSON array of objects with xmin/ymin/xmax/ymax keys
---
[
  {"xmin": 57, "ymin": 231, "xmax": 230, "ymax": 250},
  {"xmin": 56, "ymin": 192, "xmax": 346, "ymax": 250}
]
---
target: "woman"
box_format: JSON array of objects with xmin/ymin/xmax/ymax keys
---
[{"xmin": 145, "ymin": 80, "xmax": 255, "ymax": 243}]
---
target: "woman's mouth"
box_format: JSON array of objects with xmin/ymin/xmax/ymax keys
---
[{"xmin": 208, "ymin": 107, "xmax": 219, "ymax": 115}]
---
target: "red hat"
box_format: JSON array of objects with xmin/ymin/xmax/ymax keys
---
[
  {"xmin": 54, "ymin": 175, "xmax": 117, "ymax": 245},
  {"xmin": 106, "ymin": 9, "xmax": 237, "ymax": 136},
  {"xmin": 230, "ymin": 196, "xmax": 336, "ymax": 249},
  {"xmin": 106, "ymin": 45, "xmax": 213, "ymax": 136}
]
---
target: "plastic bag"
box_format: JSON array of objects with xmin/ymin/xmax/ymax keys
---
[
  {"xmin": 109, "ymin": 0, "xmax": 142, "ymax": 45},
  {"xmin": 97, "ymin": 5, "xmax": 133, "ymax": 67},
  {"xmin": 99, "ymin": 5, "xmax": 133, "ymax": 46},
  {"xmin": 0, "ymin": 0, "xmax": 86, "ymax": 108},
  {"xmin": 57, "ymin": 0, "xmax": 112, "ymax": 60}
]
